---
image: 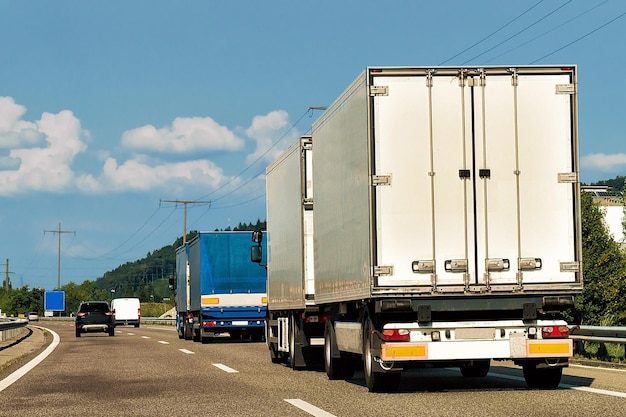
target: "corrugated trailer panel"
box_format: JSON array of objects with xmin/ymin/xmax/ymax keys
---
[
  {"xmin": 266, "ymin": 139, "xmax": 307, "ymax": 310},
  {"xmin": 313, "ymin": 66, "xmax": 581, "ymax": 304},
  {"xmin": 312, "ymin": 72, "xmax": 373, "ymax": 303}
]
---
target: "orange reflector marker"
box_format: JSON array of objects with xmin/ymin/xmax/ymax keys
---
[
  {"xmin": 261, "ymin": 297, "xmax": 268, "ymax": 304},
  {"xmin": 201, "ymin": 297, "xmax": 220, "ymax": 305},
  {"xmin": 526, "ymin": 340, "xmax": 572, "ymax": 357},
  {"xmin": 381, "ymin": 344, "xmax": 428, "ymax": 361}
]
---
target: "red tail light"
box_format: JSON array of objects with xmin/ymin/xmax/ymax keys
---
[
  {"xmin": 203, "ymin": 321, "xmax": 217, "ymax": 327},
  {"xmin": 77, "ymin": 312, "xmax": 86, "ymax": 317},
  {"xmin": 381, "ymin": 329, "xmax": 410, "ymax": 341},
  {"xmin": 105, "ymin": 311, "xmax": 112, "ymax": 316},
  {"xmin": 542, "ymin": 326, "xmax": 570, "ymax": 338}
]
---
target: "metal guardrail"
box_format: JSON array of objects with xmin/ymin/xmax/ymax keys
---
[
  {"xmin": 0, "ymin": 318, "xmax": 29, "ymax": 342},
  {"xmin": 570, "ymin": 325, "xmax": 626, "ymax": 344},
  {"xmin": 19, "ymin": 316, "xmax": 176, "ymax": 326},
  {"xmin": 141, "ymin": 318, "xmax": 176, "ymax": 326}
]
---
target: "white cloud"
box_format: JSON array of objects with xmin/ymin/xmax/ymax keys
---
[
  {"xmin": 77, "ymin": 156, "xmax": 232, "ymax": 194},
  {"xmin": 581, "ymin": 153, "xmax": 626, "ymax": 172},
  {"xmin": 244, "ymin": 110, "xmax": 299, "ymax": 164},
  {"xmin": 0, "ymin": 108, "xmax": 88, "ymax": 195},
  {"xmin": 0, "ymin": 96, "xmax": 43, "ymax": 148},
  {"xmin": 121, "ymin": 116, "xmax": 245, "ymax": 153},
  {"xmin": 0, "ymin": 96, "xmax": 293, "ymax": 196}
]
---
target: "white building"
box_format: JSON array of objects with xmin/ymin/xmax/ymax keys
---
[{"xmin": 583, "ymin": 186, "xmax": 625, "ymax": 246}]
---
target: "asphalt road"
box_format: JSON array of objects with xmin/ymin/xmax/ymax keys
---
[{"xmin": 1, "ymin": 322, "xmax": 626, "ymax": 417}]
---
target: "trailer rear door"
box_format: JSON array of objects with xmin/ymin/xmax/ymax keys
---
[{"xmin": 372, "ymin": 68, "xmax": 579, "ymax": 290}]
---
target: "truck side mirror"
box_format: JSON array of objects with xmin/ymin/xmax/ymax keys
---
[
  {"xmin": 168, "ymin": 277, "xmax": 176, "ymax": 290},
  {"xmin": 251, "ymin": 245, "xmax": 263, "ymax": 264}
]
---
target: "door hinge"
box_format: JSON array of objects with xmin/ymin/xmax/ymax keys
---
[
  {"xmin": 560, "ymin": 261, "xmax": 580, "ymax": 272},
  {"xmin": 374, "ymin": 265, "xmax": 394, "ymax": 276},
  {"xmin": 556, "ymin": 84, "xmax": 576, "ymax": 95},
  {"xmin": 558, "ymin": 172, "xmax": 578, "ymax": 183},
  {"xmin": 370, "ymin": 85, "xmax": 389, "ymax": 96},
  {"xmin": 372, "ymin": 174, "xmax": 392, "ymax": 186}
]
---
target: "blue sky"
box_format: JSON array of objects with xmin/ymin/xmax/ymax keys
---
[{"xmin": 0, "ymin": 0, "xmax": 624, "ymax": 291}]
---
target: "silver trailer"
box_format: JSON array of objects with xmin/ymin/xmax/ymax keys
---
[
  {"xmin": 259, "ymin": 66, "xmax": 582, "ymax": 392},
  {"xmin": 263, "ymin": 135, "xmax": 324, "ymax": 368}
]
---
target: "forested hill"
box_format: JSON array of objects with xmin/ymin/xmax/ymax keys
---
[
  {"xmin": 93, "ymin": 220, "xmax": 266, "ymax": 301},
  {"xmin": 589, "ymin": 175, "xmax": 625, "ymax": 191}
]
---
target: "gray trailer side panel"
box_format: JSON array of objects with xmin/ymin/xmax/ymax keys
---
[
  {"xmin": 266, "ymin": 139, "xmax": 306, "ymax": 310},
  {"xmin": 313, "ymin": 72, "xmax": 372, "ymax": 303}
]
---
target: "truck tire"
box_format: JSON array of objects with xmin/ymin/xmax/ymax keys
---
[
  {"xmin": 108, "ymin": 328, "xmax": 115, "ymax": 336},
  {"xmin": 289, "ymin": 314, "xmax": 303, "ymax": 370},
  {"xmin": 183, "ymin": 318, "xmax": 192, "ymax": 340},
  {"xmin": 523, "ymin": 364, "xmax": 563, "ymax": 389},
  {"xmin": 75, "ymin": 330, "xmax": 81, "ymax": 337},
  {"xmin": 324, "ymin": 321, "xmax": 355, "ymax": 380},
  {"xmin": 193, "ymin": 327, "xmax": 201, "ymax": 342},
  {"xmin": 363, "ymin": 319, "xmax": 400, "ymax": 392},
  {"xmin": 460, "ymin": 360, "xmax": 490, "ymax": 377}
]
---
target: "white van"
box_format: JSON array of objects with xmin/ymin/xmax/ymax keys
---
[{"xmin": 111, "ymin": 298, "xmax": 141, "ymax": 327}]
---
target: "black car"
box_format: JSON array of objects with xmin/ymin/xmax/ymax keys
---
[{"xmin": 75, "ymin": 301, "xmax": 115, "ymax": 337}]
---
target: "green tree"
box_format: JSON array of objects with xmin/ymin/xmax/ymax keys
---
[
  {"xmin": 575, "ymin": 192, "xmax": 626, "ymax": 325},
  {"xmin": 622, "ymin": 181, "xmax": 626, "ymax": 244}
]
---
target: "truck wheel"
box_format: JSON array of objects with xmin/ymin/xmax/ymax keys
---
[
  {"xmin": 324, "ymin": 321, "xmax": 355, "ymax": 380},
  {"xmin": 183, "ymin": 318, "xmax": 192, "ymax": 340},
  {"xmin": 269, "ymin": 342, "xmax": 282, "ymax": 363},
  {"xmin": 76, "ymin": 330, "xmax": 81, "ymax": 338},
  {"xmin": 523, "ymin": 364, "xmax": 563, "ymax": 389},
  {"xmin": 193, "ymin": 328, "xmax": 201, "ymax": 342},
  {"xmin": 460, "ymin": 360, "xmax": 490, "ymax": 377},
  {"xmin": 363, "ymin": 320, "xmax": 400, "ymax": 392},
  {"xmin": 108, "ymin": 328, "xmax": 115, "ymax": 336},
  {"xmin": 289, "ymin": 314, "xmax": 302, "ymax": 370}
]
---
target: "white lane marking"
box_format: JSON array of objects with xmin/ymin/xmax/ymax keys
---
[
  {"xmin": 179, "ymin": 349, "xmax": 195, "ymax": 354},
  {"xmin": 127, "ymin": 333, "xmax": 135, "ymax": 336},
  {"xmin": 0, "ymin": 327, "xmax": 60, "ymax": 392},
  {"xmin": 490, "ymin": 371, "xmax": 626, "ymax": 398},
  {"xmin": 213, "ymin": 363, "xmax": 239, "ymax": 373},
  {"xmin": 141, "ymin": 336, "xmax": 150, "ymax": 339},
  {"xmin": 571, "ymin": 364, "xmax": 626, "ymax": 373},
  {"xmin": 158, "ymin": 341, "xmax": 169, "ymax": 345},
  {"xmin": 285, "ymin": 399, "xmax": 337, "ymax": 417}
]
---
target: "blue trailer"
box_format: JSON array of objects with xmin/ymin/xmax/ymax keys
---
[{"xmin": 175, "ymin": 231, "xmax": 267, "ymax": 342}]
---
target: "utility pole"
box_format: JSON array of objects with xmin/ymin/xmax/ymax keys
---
[
  {"xmin": 160, "ymin": 199, "xmax": 210, "ymax": 245},
  {"xmin": 44, "ymin": 222, "xmax": 75, "ymax": 289},
  {"xmin": 0, "ymin": 259, "xmax": 14, "ymax": 291}
]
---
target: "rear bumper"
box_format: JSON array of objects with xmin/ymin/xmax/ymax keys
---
[
  {"xmin": 381, "ymin": 339, "xmax": 572, "ymax": 361},
  {"xmin": 77, "ymin": 323, "xmax": 113, "ymax": 333}
]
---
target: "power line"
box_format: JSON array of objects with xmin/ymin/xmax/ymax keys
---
[
  {"xmin": 461, "ymin": 0, "xmax": 573, "ymax": 65},
  {"xmin": 531, "ymin": 10, "xmax": 626, "ymax": 63},
  {"xmin": 160, "ymin": 199, "xmax": 210, "ymax": 245},
  {"xmin": 44, "ymin": 222, "xmax": 75, "ymax": 289},
  {"xmin": 194, "ymin": 107, "xmax": 318, "ymax": 203},
  {"xmin": 485, "ymin": 0, "xmax": 609, "ymax": 63},
  {"xmin": 439, "ymin": 0, "xmax": 546, "ymax": 65}
]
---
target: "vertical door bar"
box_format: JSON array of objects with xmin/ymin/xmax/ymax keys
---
[
  {"xmin": 510, "ymin": 69, "xmax": 524, "ymax": 289},
  {"xmin": 479, "ymin": 69, "xmax": 491, "ymax": 290},
  {"xmin": 458, "ymin": 70, "xmax": 471, "ymax": 290},
  {"xmin": 426, "ymin": 70, "xmax": 438, "ymax": 291}
]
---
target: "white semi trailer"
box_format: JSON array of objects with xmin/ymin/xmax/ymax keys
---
[{"xmin": 254, "ymin": 66, "xmax": 582, "ymax": 392}]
